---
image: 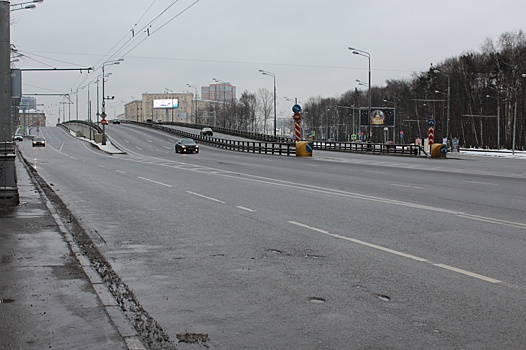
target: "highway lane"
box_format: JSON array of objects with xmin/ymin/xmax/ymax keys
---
[{"xmin": 16, "ymin": 125, "xmax": 526, "ymax": 349}]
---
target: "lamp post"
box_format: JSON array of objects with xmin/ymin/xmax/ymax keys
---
[
  {"xmin": 259, "ymin": 70, "xmax": 276, "ymax": 137},
  {"xmin": 10, "ymin": 0, "xmax": 43, "ymax": 11},
  {"xmin": 349, "ymin": 47, "xmax": 371, "ymax": 141},
  {"xmin": 101, "ymin": 59, "xmax": 123, "ymax": 145},
  {"xmin": 186, "ymin": 83, "xmax": 198, "ymax": 123},
  {"xmin": 433, "ymin": 69, "xmax": 450, "ymax": 147}
]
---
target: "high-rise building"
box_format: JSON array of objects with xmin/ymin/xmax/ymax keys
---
[{"xmin": 201, "ymin": 83, "xmax": 236, "ymax": 103}]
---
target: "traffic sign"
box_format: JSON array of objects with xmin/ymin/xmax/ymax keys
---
[
  {"xmin": 293, "ymin": 112, "xmax": 301, "ymax": 121},
  {"xmin": 428, "ymin": 127, "xmax": 434, "ymax": 144},
  {"xmin": 351, "ymin": 134, "xmax": 357, "ymax": 141},
  {"xmin": 428, "ymin": 119, "xmax": 435, "ymax": 127},
  {"xmin": 101, "ymin": 119, "xmax": 108, "ymax": 125},
  {"xmin": 292, "ymin": 104, "xmax": 302, "ymax": 113}
]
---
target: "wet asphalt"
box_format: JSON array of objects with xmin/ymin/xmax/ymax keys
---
[{"xmin": 0, "ymin": 154, "xmax": 146, "ymax": 350}]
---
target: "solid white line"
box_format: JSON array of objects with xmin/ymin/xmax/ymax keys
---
[
  {"xmin": 138, "ymin": 176, "xmax": 172, "ymax": 187},
  {"xmin": 186, "ymin": 191, "xmax": 226, "ymax": 203},
  {"xmin": 391, "ymin": 183, "xmax": 424, "ymax": 189},
  {"xmin": 237, "ymin": 206, "xmax": 256, "ymax": 212},
  {"xmin": 288, "ymin": 221, "xmax": 501, "ymax": 284},
  {"xmin": 433, "ymin": 263, "xmax": 501, "ymax": 283},
  {"xmin": 456, "ymin": 214, "xmax": 526, "ymax": 230}
]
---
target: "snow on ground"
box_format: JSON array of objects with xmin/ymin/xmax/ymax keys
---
[{"xmin": 459, "ymin": 149, "xmax": 526, "ymax": 159}]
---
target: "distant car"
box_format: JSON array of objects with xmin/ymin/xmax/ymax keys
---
[
  {"xmin": 175, "ymin": 138, "xmax": 199, "ymax": 154},
  {"xmin": 112, "ymin": 119, "xmax": 121, "ymax": 124},
  {"xmin": 14, "ymin": 135, "xmax": 23, "ymax": 141},
  {"xmin": 32, "ymin": 136, "xmax": 46, "ymax": 147},
  {"xmin": 155, "ymin": 119, "xmax": 163, "ymax": 124},
  {"xmin": 200, "ymin": 127, "xmax": 213, "ymax": 136}
]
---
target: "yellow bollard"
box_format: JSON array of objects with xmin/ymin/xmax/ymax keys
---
[
  {"xmin": 296, "ymin": 141, "xmax": 313, "ymax": 157},
  {"xmin": 430, "ymin": 143, "xmax": 447, "ymax": 158}
]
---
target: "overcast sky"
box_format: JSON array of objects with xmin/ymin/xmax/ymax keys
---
[{"xmin": 10, "ymin": 0, "xmax": 526, "ymax": 126}]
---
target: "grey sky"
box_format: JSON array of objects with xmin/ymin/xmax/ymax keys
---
[{"xmin": 10, "ymin": 0, "xmax": 526, "ymax": 125}]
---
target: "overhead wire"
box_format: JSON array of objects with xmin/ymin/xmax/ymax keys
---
[{"xmin": 74, "ymin": 0, "xmax": 183, "ymax": 90}]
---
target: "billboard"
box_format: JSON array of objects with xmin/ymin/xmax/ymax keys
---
[
  {"xmin": 153, "ymin": 99, "xmax": 179, "ymax": 109},
  {"xmin": 360, "ymin": 108, "xmax": 395, "ymax": 127}
]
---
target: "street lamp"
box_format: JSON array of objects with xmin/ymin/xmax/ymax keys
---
[
  {"xmin": 101, "ymin": 59, "xmax": 123, "ymax": 145},
  {"xmin": 349, "ymin": 47, "xmax": 371, "ymax": 141},
  {"xmin": 259, "ymin": 70, "xmax": 276, "ymax": 137},
  {"xmin": 186, "ymin": 84, "xmax": 198, "ymax": 123},
  {"xmin": 433, "ymin": 69, "xmax": 451, "ymax": 147},
  {"xmin": 10, "ymin": 0, "xmax": 43, "ymax": 11}
]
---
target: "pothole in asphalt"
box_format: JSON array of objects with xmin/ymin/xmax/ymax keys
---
[
  {"xmin": 304, "ymin": 254, "xmax": 323, "ymax": 259},
  {"xmin": 375, "ymin": 294, "xmax": 391, "ymax": 302},
  {"xmin": 0, "ymin": 298, "xmax": 14, "ymax": 304},
  {"xmin": 309, "ymin": 297, "xmax": 326, "ymax": 303}
]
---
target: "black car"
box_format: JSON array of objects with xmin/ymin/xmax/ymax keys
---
[
  {"xmin": 32, "ymin": 136, "xmax": 46, "ymax": 147},
  {"xmin": 175, "ymin": 139, "xmax": 199, "ymax": 154},
  {"xmin": 200, "ymin": 127, "xmax": 213, "ymax": 136},
  {"xmin": 112, "ymin": 119, "xmax": 121, "ymax": 124}
]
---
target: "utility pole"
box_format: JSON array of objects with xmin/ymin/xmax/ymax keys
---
[{"xmin": 0, "ymin": 1, "xmax": 18, "ymax": 205}]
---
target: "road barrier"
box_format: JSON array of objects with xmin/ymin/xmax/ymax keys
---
[{"xmin": 115, "ymin": 121, "xmax": 425, "ymax": 157}]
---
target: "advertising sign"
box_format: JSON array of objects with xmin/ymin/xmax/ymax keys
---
[
  {"xmin": 153, "ymin": 99, "xmax": 179, "ymax": 109},
  {"xmin": 359, "ymin": 108, "xmax": 395, "ymax": 127}
]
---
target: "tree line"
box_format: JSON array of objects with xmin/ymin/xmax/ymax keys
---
[{"xmin": 201, "ymin": 30, "xmax": 526, "ymax": 149}]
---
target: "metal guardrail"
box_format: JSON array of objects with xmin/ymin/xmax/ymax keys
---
[
  {"xmin": 128, "ymin": 121, "xmax": 297, "ymax": 156},
  {"xmin": 312, "ymin": 141, "xmax": 423, "ymax": 156},
  {"xmin": 123, "ymin": 120, "xmax": 425, "ymax": 157}
]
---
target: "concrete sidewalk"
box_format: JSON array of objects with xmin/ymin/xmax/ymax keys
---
[{"xmin": 0, "ymin": 155, "xmax": 144, "ymax": 350}]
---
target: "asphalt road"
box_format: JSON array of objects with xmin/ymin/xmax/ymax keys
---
[{"xmin": 17, "ymin": 124, "xmax": 526, "ymax": 349}]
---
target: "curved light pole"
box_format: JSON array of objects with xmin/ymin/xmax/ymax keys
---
[
  {"xmin": 349, "ymin": 47, "xmax": 371, "ymax": 140},
  {"xmin": 186, "ymin": 83, "xmax": 198, "ymax": 123},
  {"xmin": 101, "ymin": 59, "xmax": 123, "ymax": 144},
  {"xmin": 259, "ymin": 70, "xmax": 276, "ymax": 137},
  {"xmin": 10, "ymin": 0, "xmax": 43, "ymax": 11}
]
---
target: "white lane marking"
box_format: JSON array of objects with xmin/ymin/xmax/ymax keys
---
[
  {"xmin": 138, "ymin": 176, "xmax": 172, "ymax": 187},
  {"xmin": 146, "ymin": 139, "xmax": 153, "ymax": 143},
  {"xmin": 391, "ymin": 183, "xmax": 424, "ymax": 189},
  {"xmin": 464, "ymin": 180, "xmax": 499, "ymax": 186},
  {"xmin": 117, "ymin": 154, "xmax": 526, "ymax": 231},
  {"xmin": 136, "ymin": 146, "xmax": 143, "ymax": 150},
  {"xmin": 433, "ymin": 263, "xmax": 501, "ymax": 284},
  {"xmin": 186, "ymin": 191, "xmax": 226, "ymax": 203},
  {"xmin": 97, "ymin": 165, "xmax": 106, "ymax": 168},
  {"xmin": 288, "ymin": 221, "xmax": 501, "ymax": 284},
  {"xmin": 163, "ymin": 146, "xmax": 171, "ymax": 150},
  {"xmin": 116, "ymin": 170, "xmax": 126, "ymax": 174},
  {"xmin": 456, "ymin": 214, "xmax": 526, "ymax": 230},
  {"xmin": 124, "ymin": 139, "xmax": 129, "ymax": 143},
  {"xmin": 237, "ymin": 206, "xmax": 256, "ymax": 212},
  {"xmin": 59, "ymin": 141, "xmax": 65, "ymax": 153}
]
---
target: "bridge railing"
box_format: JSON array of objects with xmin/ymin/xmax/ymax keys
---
[{"xmin": 124, "ymin": 120, "xmax": 424, "ymax": 157}]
